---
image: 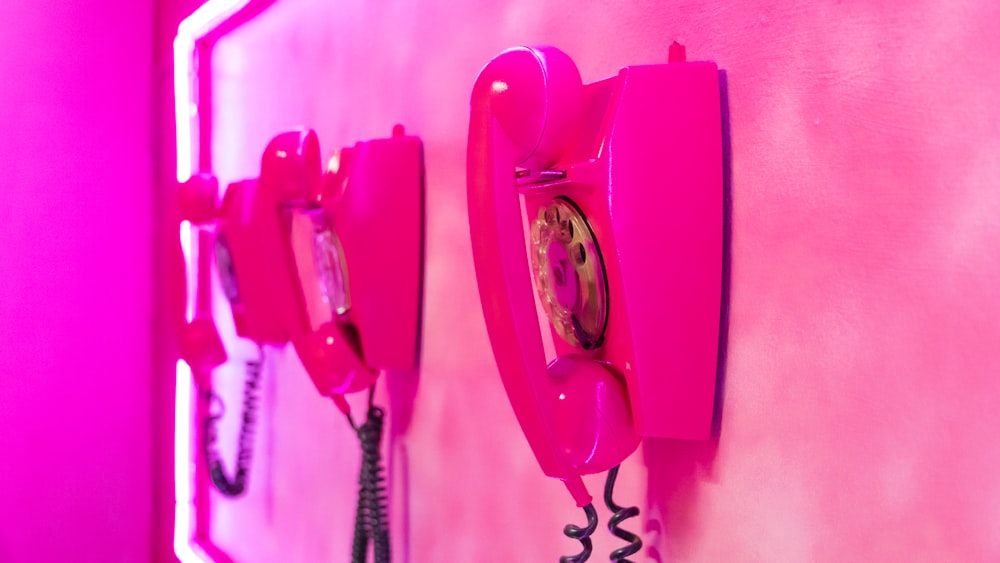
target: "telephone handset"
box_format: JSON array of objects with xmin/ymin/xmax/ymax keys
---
[{"xmin": 468, "ymin": 45, "xmax": 722, "ymax": 560}]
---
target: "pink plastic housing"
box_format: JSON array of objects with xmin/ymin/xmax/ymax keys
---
[
  {"xmin": 468, "ymin": 46, "xmax": 722, "ymax": 505},
  {"xmin": 321, "ymin": 132, "xmax": 424, "ymax": 374}
]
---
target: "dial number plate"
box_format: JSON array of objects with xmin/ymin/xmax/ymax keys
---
[{"xmin": 529, "ymin": 197, "xmax": 608, "ymax": 350}]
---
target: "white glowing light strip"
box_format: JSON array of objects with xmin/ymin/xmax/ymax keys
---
[
  {"xmin": 174, "ymin": 0, "xmax": 252, "ymax": 183},
  {"xmin": 173, "ymin": 33, "xmax": 197, "ymax": 184},
  {"xmin": 180, "ymin": 221, "xmax": 197, "ymax": 323},
  {"xmin": 173, "ymin": 360, "xmax": 201, "ymax": 563},
  {"xmin": 174, "ymin": 1, "xmax": 252, "ymax": 561}
]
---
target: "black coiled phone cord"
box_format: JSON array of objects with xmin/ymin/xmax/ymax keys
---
[
  {"xmin": 604, "ymin": 464, "xmax": 642, "ymax": 562},
  {"xmin": 350, "ymin": 386, "xmax": 390, "ymax": 563},
  {"xmin": 202, "ymin": 356, "xmax": 263, "ymax": 497},
  {"xmin": 560, "ymin": 503, "xmax": 598, "ymax": 563}
]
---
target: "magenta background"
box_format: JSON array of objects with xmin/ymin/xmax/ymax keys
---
[
  {"xmin": 0, "ymin": 0, "xmax": 155, "ymax": 561},
  {"xmin": 1, "ymin": 0, "xmax": 999, "ymax": 561}
]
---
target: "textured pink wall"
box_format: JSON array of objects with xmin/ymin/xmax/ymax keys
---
[
  {"xmin": 0, "ymin": 0, "xmax": 155, "ymax": 561},
  {"xmin": 177, "ymin": 0, "xmax": 1000, "ymax": 561}
]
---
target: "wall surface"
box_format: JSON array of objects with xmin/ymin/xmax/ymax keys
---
[
  {"xmin": 179, "ymin": 0, "xmax": 1000, "ymax": 561},
  {"xmin": 0, "ymin": 0, "xmax": 155, "ymax": 561}
]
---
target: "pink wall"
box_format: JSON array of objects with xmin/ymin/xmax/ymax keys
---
[
  {"xmin": 166, "ymin": 0, "xmax": 1000, "ymax": 561},
  {"xmin": 0, "ymin": 0, "xmax": 155, "ymax": 560}
]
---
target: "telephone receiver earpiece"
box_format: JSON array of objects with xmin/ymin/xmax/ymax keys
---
[
  {"xmin": 468, "ymin": 46, "xmax": 639, "ymax": 507},
  {"xmin": 548, "ymin": 355, "xmax": 638, "ymax": 470},
  {"xmin": 177, "ymin": 172, "xmax": 220, "ymax": 226},
  {"xmin": 261, "ymin": 129, "xmax": 323, "ymax": 202},
  {"xmin": 477, "ymin": 46, "xmax": 583, "ymax": 168}
]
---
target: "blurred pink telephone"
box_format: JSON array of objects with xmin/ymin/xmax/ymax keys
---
[
  {"xmin": 467, "ymin": 45, "xmax": 722, "ymax": 560},
  {"xmin": 209, "ymin": 127, "xmax": 423, "ymax": 409},
  {"xmin": 179, "ymin": 126, "xmax": 422, "ymax": 561},
  {"xmin": 178, "ymin": 127, "xmax": 422, "ymax": 558}
]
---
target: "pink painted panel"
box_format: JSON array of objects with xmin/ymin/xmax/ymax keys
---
[{"xmin": 185, "ymin": 0, "xmax": 1000, "ymax": 560}]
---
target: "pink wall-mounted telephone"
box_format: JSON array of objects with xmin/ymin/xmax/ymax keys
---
[
  {"xmin": 177, "ymin": 171, "xmax": 256, "ymax": 499},
  {"xmin": 178, "ymin": 126, "xmax": 423, "ymax": 561},
  {"xmin": 186, "ymin": 126, "xmax": 423, "ymax": 414},
  {"xmin": 467, "ymin": 44, "xmax": 722, "ymax": 560}
]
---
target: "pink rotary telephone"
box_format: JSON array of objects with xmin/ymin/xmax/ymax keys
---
[
  {"xmin": 179, "ymin": 126, "xmax": 423, "ymax": 561},
  {"xmin": 208, "ymin": 127, "xmax": 423, "ymax": 409},
  {"xmin": 467, "ymin": 45, "xmax": 722, "ymax": 560}
]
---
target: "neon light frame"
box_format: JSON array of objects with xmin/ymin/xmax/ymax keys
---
[{"xmin": 174, "ymin": 1, "xmax": 254, "ymax": 561}]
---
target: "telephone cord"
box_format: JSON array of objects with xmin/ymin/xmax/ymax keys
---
[
  {"xmin": 604, "ymin": 464, "xmax": 642, "ymax": 562},
  {"xmin": 349, "ymin": 386, "xmax": 391, "ymax": 563},
  {"xmin": 202, "ymin": 354, "xmax": 263, "ymax": 497},
  {"xmin": 560, "ymin": 503, "xmax": 598, "ymax": 563}
]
